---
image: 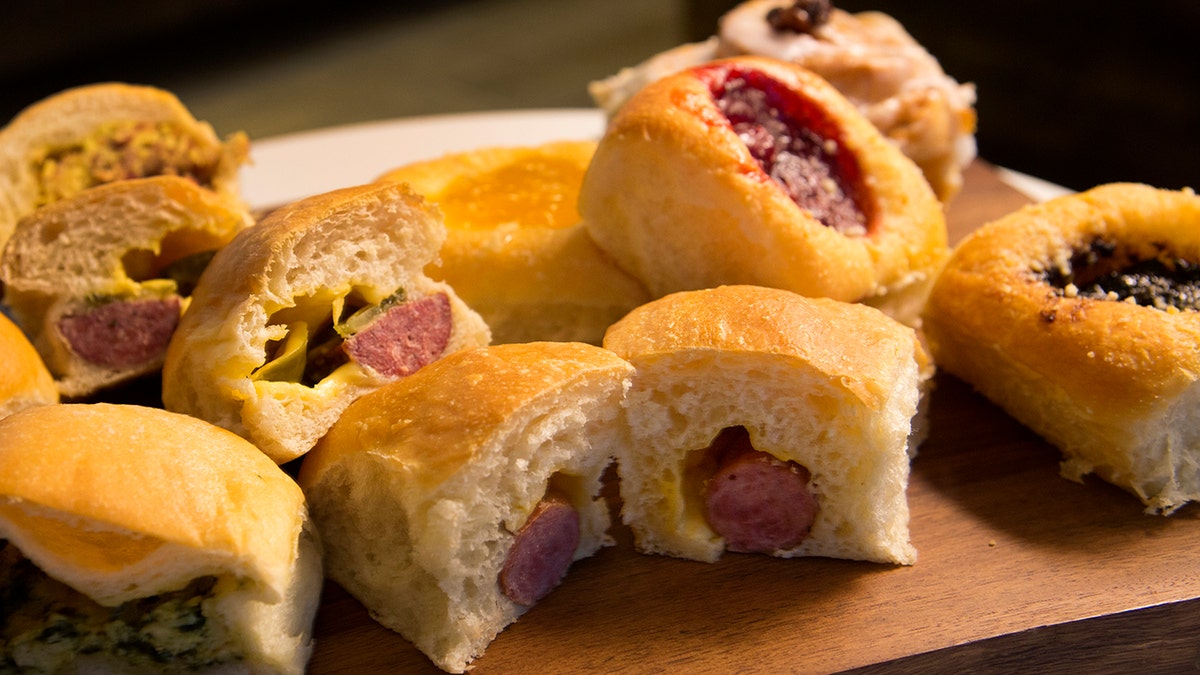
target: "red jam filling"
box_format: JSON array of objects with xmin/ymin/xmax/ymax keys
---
[{"xmin": 697, "ymin": 64, "xmax": 870, "ymax": 235}]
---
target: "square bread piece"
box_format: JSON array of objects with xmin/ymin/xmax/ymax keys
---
[{"xmin": 298, "ymin": 342, "xmax": 633, "ymax": 673}]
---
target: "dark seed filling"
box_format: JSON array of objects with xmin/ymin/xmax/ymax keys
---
[
  {"xmin": 1041, "ymin": 239, "xmax": 1200, "ymax": 312},
  {"xmin": 766, "ymin": 0, "xmax": 833, "ymax": 34},
  {"xmin": 708, "ymin": 67, "xmax": 868, "ymax": 235}
]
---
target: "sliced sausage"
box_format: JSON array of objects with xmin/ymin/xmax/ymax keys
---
[
  {"xmin": 56, "ymin": 296, "xmax": 181, "ymax": 369},
  {"xmin": 702, "ymin": 426, "xmax": 819, "ymax": 554},
  {"xmin": 344, "ymin": 292, "xmax": 452, "ymax": 378},
  {"xmin": 499, "ymin": 491, "xmax": 581, "ymax": 606}
]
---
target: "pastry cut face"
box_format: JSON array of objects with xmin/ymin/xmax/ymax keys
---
[
  {"xmin": 0, "ymin": 175, "xmax": 253, "ymax": 398},
  {"xmin": 377, "ymin": 141, "xmax": 649, "ymax": 345},
  {"xmin": 922, "ymin": 183, "xmax": 1200, "ymax": 514},
  {"xmin": 0, "ymin": 82, "xmax": 249, "ymax": 251},
  {"xmin": 161, "ymin": 181, "xmax": 491, "ymax": 464},
  {"xmin": 602, "ymin": 284, "xmax": 925, "ymax": 565},
  {"xmin": 298, "ymin": 342, "xmax": 633, "ymax": 673},
  {"xmin": 579, "ymin": 56, "xmax": 947, "ymax": 327}
]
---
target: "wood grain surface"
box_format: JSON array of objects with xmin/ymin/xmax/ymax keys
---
[{"xmin": 305, "ymin": 163, "xmax": 1200, "ymax": 674}]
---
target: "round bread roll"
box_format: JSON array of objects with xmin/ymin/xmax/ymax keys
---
[
  {"xmin": 603, "ymin": 284, "xmax": 928, "ymax": 565},
  {"xmin": 377, "ymin": 140, "xmax": 649, "ymax": 345},
  {"xmin": 0, "ymin": 403, "xmax": 322, "ymax": 674},
  {"xmin": 162, "ymin": 181, "xmax": 491, "ymax": 464},
  {"xmin": 922, "ymin": 183, "xmax": 1200, "ymax": 515},
  {"xmin": 1, "ymin": 175, "xmax": 253, "ymax": 398},
  {"xmin": 579, "ymin": 56, "xmax": 948, "ymax": 327},
  {"xmin": 0, "ymin": 82, "xmax": 249, "ymax": 251},
  {"xmin": 298, "ymin": 341, "xmax": 633, "ymax": 674},
  {"xmin": 0, "ymin": 311, "xmax": 57, "ymax": 418},
  {"xmin": 589, "ymin": 0, "xmax": 978, "ymax": 202}
]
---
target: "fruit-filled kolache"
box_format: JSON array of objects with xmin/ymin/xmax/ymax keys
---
[
  {"xmin": 603, "ymin": 285, "xmax": 930, "ymax": 564},
  {"xmin": 923, "ymin": 183, "xmax": 1200, "ymax": 515},
  {"xmin": 376, "ymin": 140, "xmax": 650, "ymax": 345},
  {"xmin": 0, "ymin": 175, "xmax": 253, "ymax": 398},
  {"xmin": 162, "ymin": 181, "xmax": 491, "ymax": 464},
  {"xmin": 0, "ymin": 82, "xmax": 249, "ymax": 253},
  {"xmin": 580, "ymin": 56, "xmax": 948, "ymax": 328},
  {"xmin": 590, "ymin": 0, "xmax": 977, "ymax": 202},
  {"xmin": 298, "ymin": 342, "xmax": 633, "ymax": 673},
  {"xmin": 0, "ymin": 403, "xmax": 322, "ymax": 674}
]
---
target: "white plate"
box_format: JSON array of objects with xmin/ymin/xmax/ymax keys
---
[
  {"xmin": 240, "ymin": 108, "xmax": 1070, "ymax": 210},
  {"xmin": 240, "ymin": 109, "xmax": 607, "ymax": 210}
]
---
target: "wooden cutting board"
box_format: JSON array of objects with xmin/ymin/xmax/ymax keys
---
[{"xmin": 305, "ymin": 162, "xmax": 1200, "ymax": 674}]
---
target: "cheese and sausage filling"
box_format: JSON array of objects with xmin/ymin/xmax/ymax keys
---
[{"xmin": 32, "ymin": 121, "xmax": 248, "ymax": 209}]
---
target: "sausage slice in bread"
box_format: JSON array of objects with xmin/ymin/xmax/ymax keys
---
[
  {"xmin": 1, "ymin": 175, "xmax": 253, "ymax": 398},
  {"xmin": 162, "ymin": 181, "xmax": 491, "ymax": 464},
  {"xmin": 0, "ymin": 403, "xmax": 322, "ymax": 674},
  {"xmin": 603, "ymin": 284, "xmax": 928, "ymax": 564},
  {"xmin": 298, "ymin": 342, "xmax": 633, "ymax": 673}
]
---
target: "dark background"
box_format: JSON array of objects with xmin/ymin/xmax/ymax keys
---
[{"xmin": 1, "ymin": 1, "xmax": 1196, "ymax": 193}]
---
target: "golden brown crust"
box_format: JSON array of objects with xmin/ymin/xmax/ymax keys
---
[
  {"xmin": 579, "ymin": 56, "xmax": 947, "ymax": 327},
  {"xmin": 604, "ymin": 284, "xmax": 924, "ymax": 409},
  {"xmin": 0, "ymin": 312, "xmax": 57, "ymax": 417},
  {"xmin": 922, "ymin": 183, "xmax": 1200, "ymax": 513},
  {"xmin": 300, "ymin": 341, "xmax": 632, "ymax": 492},
  {"xmin": 377, "ymin": 141, "xmax": 649, "ymax": 345},
  {"xmin": 0, "ymin": 82, "xmax": 249, "ymax": 251},
  {"xmin": 162, "ymin": 181, "xmax": 491, "ymax": 464},
  {"xmin": 0, "ymin": 403, "xmax": 306, "ymax": 605}
]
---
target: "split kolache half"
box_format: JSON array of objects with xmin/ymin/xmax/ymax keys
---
[
  {"xmin": 0, "ymin": 403, "xmax": 322, "ymax": 674},
  {"xmin": 162, "ymin": 181, "xmax": 491, "ymax": 464},
  {"xmin": 298, "ymin": 341, "xmax": 633, "ymax": 673},
  {"xmin": 603, "ymin": 284, "xmax": 928, "ymax": 565},
  {"xmin": 1, "ymin": 175, "xmax": 253, "ymax": 398},
  {"xmin": 0, "ymin": 311, "xmax": 57, "ymax": 419},
  {"xmin": 0, "ymin": 82, "xmax": 249, "ymax": 252}
]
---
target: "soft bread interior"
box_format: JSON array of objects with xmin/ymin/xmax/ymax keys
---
[
  {"xmin": 603, "ymin": 286, "xmax": 923, "ymax": 565},
  {"xmin": 617, "ymin": 349, "xmax": 919, "ymax": 564},
  {"xmin": 300, "ymin": 343, "xmax": 632, "ymax": 673}
]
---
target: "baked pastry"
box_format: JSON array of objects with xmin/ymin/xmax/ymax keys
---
[
  {"xmin": 0, "ymin": 311, "xmax": 57, "ymax": 418},
  {"xmin": 162, "ymin": 181, "xmax": 491, "ymax": 464},
  {"xmin": 589, "ymin": 0, "xmax": 977, "ymax": 201},
  {"xmin": 0, "ymin": 82, "xmax": 249, "ymax": 251},
  {"xmin": 298, "ymin": 341, "xmax": 633, "ymax": 673},
  {"xmin": 0, "ymin": 403, "xmax": 322, "ymax": 674},
  {"xmin": 602, "ymin": 284, "xmax": 927, "ymax": 564},
  {"xmin": 1, "ymin": 175, "xmax": 253, "ymax": 398},
  {"xmin": 922, "ymin": 183, "xmax": 1200, "ymax": 515},
  {"xmin": 376, "ymin": 140, "xmax": 649, "ymax": 345},
  {"xmin": 580, "ymin": 55, "xmax": 948, "ymax": 327}
]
